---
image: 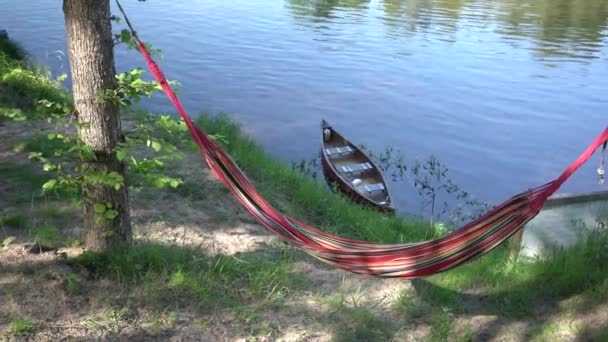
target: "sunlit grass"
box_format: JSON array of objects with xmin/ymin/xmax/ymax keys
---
[{"xmin": 71, "ymin": 243, "xmax": 305, "ymax": 312}]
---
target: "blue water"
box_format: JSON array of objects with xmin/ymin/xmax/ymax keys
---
[{"xmin": 1, "ymin": 0, "xmax": 607, "ymax": 217}]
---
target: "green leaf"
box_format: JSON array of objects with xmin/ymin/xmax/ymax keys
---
[
  {"xmin": 94, "ymin": 203, "xmax": 107, "ymax": 214},
  {"xmin": 12, "ymin": 142, "xmax": 26, "ymax": 153},
  {"xmin": 114, "ymin": 183, "xmax": 121, "ymax": 191},
  {"xmin": 119, "ymin": 29, "xmax": 132, "ymax": 44},
  {"xmin": 2, "ymin": 236, "xmax": 16, "ymax": 248},
  {"xmin": 57, "ymin": 73, "xmax": 68, "ymax": 83},
  {"xmin": 81, "ymin": 145, "xmax": 96, "ymax": 160},
  {"xmin": 42, "ymin": 179, "xmax": 57, "ymax": 192},
  {"xmin": 151, "ymin": 141, "xmax": 162, "ymax": 152},
  {"xmin": 104, "ymin": 210, "xmax": 119, "ymax": 220},
  {"xmin": 43, "ymin": 163, "xmax": 55, "ymax": 171},
  {"xmin": 116, "ymin": 150, "xmax": 127, "ymax": 161},
  {"xmin": 170, "ymin": 179, "xmax": 182, "ymax": 188}
]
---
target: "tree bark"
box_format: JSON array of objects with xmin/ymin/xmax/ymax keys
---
[{"xmin": 63, "ymin": 0, "xmax": 131, "ymax": 251}]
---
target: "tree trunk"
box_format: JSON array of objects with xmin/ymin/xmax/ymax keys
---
[{"xmin": 63, "ymin": 0, "xmax": 131, "ymax": 251}]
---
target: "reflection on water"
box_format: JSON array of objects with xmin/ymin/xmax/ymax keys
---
[
  {"xmin": 288, "ymin": 0, "xmax": 370, "ymax": 20},
  {"xmin": 286, "ymin": 0, "xmax": 608, "ymax": 61},
  {"xmin": 496, "ymin": 0, "xmax": 608, "ymax": 61}
]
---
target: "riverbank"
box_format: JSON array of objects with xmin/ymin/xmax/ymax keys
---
[{"xmin": 1, "ymin": 36, "xmax": 608, "ymax": 341}]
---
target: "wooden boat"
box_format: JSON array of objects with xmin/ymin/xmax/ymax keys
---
[{"xmin": 320, "ymin": 120, "xmax": 395, "ymax": 213}]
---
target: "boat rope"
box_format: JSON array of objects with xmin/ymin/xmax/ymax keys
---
[
  {"xmin": 599, "ymin": 141, "xmax": 607, "ymax": 184},
  {"xmin": 113, "ymin": 1, "xmax": 608, "ymax": 278}
]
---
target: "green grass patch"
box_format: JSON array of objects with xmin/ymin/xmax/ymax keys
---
[
  {"xmin": 576, "ymin": 323, "xmax": 608, "ymax": 341},
  {"xmin": 10, "ymin": 318, "xmax": 34, "ymax": 336},
  {"xmin": 18, "ymin": 132, "xmax": 71, "ymax": 157},
  {"xmin": 0, "ymin": 38, "xmax": 70, "ymax": 121},
  {"xmin": 409, "ymin": 228, "xmax": 608, "ymax": 318},
  {"xmin": 36, "ymin": 203, "xmax": 72, "ymax": 220},
  {"xmin": 428, "ymin": 310, "xmax": 453, "ymax": 342},
  {"xmin": 0, "ymin": 159, "xmax": 79, "ymax": 205},
  {"xmin": 313, "ymin": 288, "xmax": 396, "ymax": 341},
  {"xmin": 394, "ymin": 290, "xmax": 432, "ymax": 319},
  {"xmin": 61, "ymin": 272, "xmax": 84, "ymax": 296},
  {"xmin": 70, "ymin": 242, "xmax": 305, "ymax": 312},
  {"xmin": 33, "ymin": 225, "xmax": 61, "ymax": 249},
  {"xmin": 0, "ymin": 213, "xmax": 29, "ymax": 229},
  {"xmin": 0, "ymin": 55, "xmax": 69, "ymax": 111},
  {"xmin": 528, "ymin": 322, "xmax": 565, "ymax": 342},
  {"xmin": 331, "ymin": 307, "xmax": 391, "ymax": 342},
  {"xmin": 0, "ymin": 161, "xmax": 51, "ymax": 204}
]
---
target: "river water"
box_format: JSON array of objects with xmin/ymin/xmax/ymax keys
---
[{"xmin": 1, "ymin": 0, "xmax": 607, "ymax": 217}]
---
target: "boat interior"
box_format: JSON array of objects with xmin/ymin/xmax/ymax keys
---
[{"xmin": 323, "ymin": 127, "xmax": 391, "ymax": 206}]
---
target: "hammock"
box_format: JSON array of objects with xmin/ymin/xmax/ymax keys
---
[{"xmin": 116, "ymin": 2, "xmax": 608, "ymax": 278}]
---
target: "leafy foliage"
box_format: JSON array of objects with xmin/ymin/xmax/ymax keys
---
[
  {"xmin": 0, "ymin": 34, "xmax": 188, "ymax": 212},
  {"xmin": 117, "ymin": 111, "xmax": 188, "ymax": 191},
  {"xmin": 0, "ymin": 51, "xmax": 70, "ymax": 122},
  {"xmin": 98, "ymin": 67, "xmax": 176, "ymax": 106}
]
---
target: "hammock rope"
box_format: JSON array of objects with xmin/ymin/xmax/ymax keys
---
[{"xmin": 115, "ymin": 1, "xmax": 608, "ymax": 278}]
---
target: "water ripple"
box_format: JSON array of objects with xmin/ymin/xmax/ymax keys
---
[{"xmin": 0, "ymin": 0, "xmax": 606, "ymax": 212}]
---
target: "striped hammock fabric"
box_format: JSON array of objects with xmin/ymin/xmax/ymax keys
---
[{"xmin": 119, "ymin": 4, "xmax": 608, "ymax": 277}]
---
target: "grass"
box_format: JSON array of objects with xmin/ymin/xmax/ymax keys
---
[
  {"xmin": 70, "ymin": 243, "xmax": 305, "ymax": 311},
  {"xmin": 423, "ymin": 228, "xmax": 608, "ymax": 315},
  {"xmin": 428, "ymin": 310, "xmax": 453, "ymax": 342},
  {"xmin": 394, "ymin": 290, "xmax": 431, "ymax": 319},
  {"xmin": 10, "ymin": 318, "xmax": 34, "ymax": 336},
  {"xmin": 576, "ymin": 323, "xmax": 608, "ymax": 341},
  {"xmin": 33, "ymin": 225, "xmax": 61, "ymax": 249},
  {"xmin": 0, "ymin": 37, "xmax": 70, "ymax": 123},
  {"xmin": 63, "ymin": 243, "xmax": 314, "ymax": 337},
  {"xmin": 0, "ymin": 162, "xmax": 50, "ymax": 204},
  {"xmin": 62, "ymin": 272, "xmax": 84, "ymax": 296},
  {"xmin": 0, "ymin": 213, "xmax": 29, "ymax": 229},
  {"xmin": 330, "ymin": 306, "xmax": 391, "ymax": 341},
  {"xmin": 0, "ymin": 56, "xmax": 68, "ymax": 110}
]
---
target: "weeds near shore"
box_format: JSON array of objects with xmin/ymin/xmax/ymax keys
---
[{"xmin": 290, "ymin": 143, "xmax": 495, "ymax": 228}]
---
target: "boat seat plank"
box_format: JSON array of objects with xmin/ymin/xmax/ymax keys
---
[
  {"xmin": 340, "ymin": 162, "xmax": 373, "ymax": 174},
  {"xmin": 325, "ymin": 146, "xmax": 354, "ymax": 156},
  {"xmin": 357, "ymin": 183, "xmax": 385, "ymax": 193}
]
